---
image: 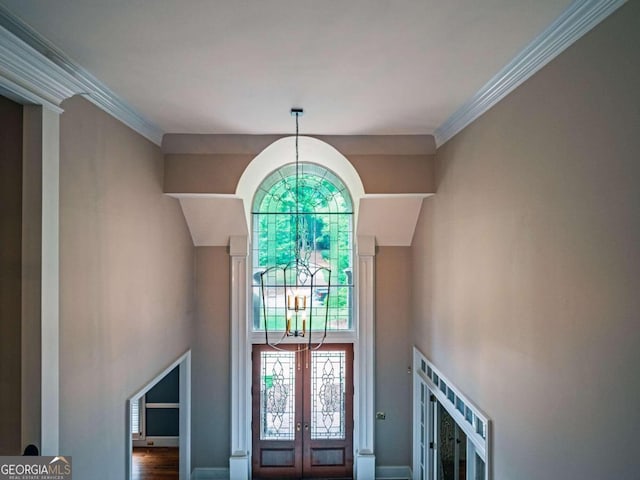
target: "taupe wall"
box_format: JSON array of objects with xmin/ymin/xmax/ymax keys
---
[
  {"xmin": 192, "ymin": 246, "xmax": 230, "ymax": 468},
  {"xmin": 164, "ymin": 154, "xmax": 253, "ymax": 194},
  {"xmin": 349, "ymin": 155, "xmax": 433, "ymax": 194},
  {"xmin": 375, "ymin": 247, "xmax": 412, "ymax": 466},
  {"xmin": 412, "ymin": 3, "xmax": 640, "ymax": 479},
  {"xmin": 59, "ymin": 96, "xmax": 194, "ymax": 479},
  {"xmin": 164, "ymin": 152, "xmax": 435, "ymax": 195},
  {"xmin": 0, "ymin": 95, "xmax": 23, "ymax": 455}
]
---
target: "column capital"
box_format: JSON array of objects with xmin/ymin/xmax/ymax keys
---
[
  {"xmin": 229, "ymin": 235, "xmax": 248, "ymax": 257},
  {"xmin": 356, "ymin": 236, "xmax": 376, "ymax": 257}
]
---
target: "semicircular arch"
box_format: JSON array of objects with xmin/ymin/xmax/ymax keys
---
[{"xmin": 236, "ymin": 136, "xmax": 365, "ymax": 233}]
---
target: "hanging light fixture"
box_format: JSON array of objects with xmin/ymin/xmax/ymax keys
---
[{"xmin": 259, "ymin": 108, "xmax": 331, "ymax": 350}]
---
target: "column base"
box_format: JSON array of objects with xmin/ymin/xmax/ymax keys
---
[
  {"xmin": 355, "ymin": 452, "xmax": 376, "ymax": 479},
  {"xmin": 229, "ymin": 453, "xmax": 250, "ymax": 480}
]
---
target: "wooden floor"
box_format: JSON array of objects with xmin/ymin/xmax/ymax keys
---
[{"xmin": 132, "ymin": 447, "xmax": 178, "ymax": 480}]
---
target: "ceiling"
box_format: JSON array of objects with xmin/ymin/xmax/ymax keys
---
[{"xmin": 0, "ymin": 0, "xmax": 573, "ymax": 136}]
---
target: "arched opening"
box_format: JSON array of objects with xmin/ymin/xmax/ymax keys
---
[
  {"xmin": 229, "ymin": 136, "xmax": 376, "ymax": 479},
  {"xmin": 236, "ymin": 135, "xmax": 365, "ymax": 241}
]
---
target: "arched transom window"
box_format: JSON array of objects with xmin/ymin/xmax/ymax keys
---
[{"xmin": 252, "ymin": 163, "xmax": 353, "ymax": 331}]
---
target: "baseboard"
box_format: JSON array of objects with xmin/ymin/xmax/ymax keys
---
[
  {"xmin": 376, "ymin": 465, "xmax": 413, "ymax": 480},
  {"xmin": 191, "ymin": 467, "xmax": 230, "ymax": 480},
  {"xmin": 133, "ymin": 436, "xmax": 179, "ymax": 448},
  {"xmin": 190, "ymin": 465, "xmax": 410, "ymax": 479}
]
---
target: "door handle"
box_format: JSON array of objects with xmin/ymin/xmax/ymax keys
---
[
  {"xmin": 296, "ymin": 422, "xmax": 301, "ymax": 432},
  {"xmin": 304, "ymin": 423, "xmax": 309, "ymax": 431}
]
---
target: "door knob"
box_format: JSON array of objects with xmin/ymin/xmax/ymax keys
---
[
  {"xmin": 296, "ymin": 423, "xmax": 301, "ymax": 431},
  {"xmin": 304, "ymin": 424, "xmax": 309, "ymax": 431}
]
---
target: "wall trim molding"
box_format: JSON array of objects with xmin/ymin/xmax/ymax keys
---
[
  {"xmin": 0, "ymin": 25, "xmax": 74, "ymax": 112},
  {"xmin": 228, "ymin": 236, "xmax": 250, "ymax": 480},
  {"xmin": 190, "ymin": 465, "xmax": 411, "ymax": 479},
  {"xmin": 132, "ymin": 436, "xmax": 179, "ymax": 448},
  {"xmin": 434, "ymin": 0, "xmax": 627, "ymax": 147},
  {"xmin": 0, "ymin": 4, "xmax": 163, "ymax": 145},
  {"xmin": 354, "ymin": 235, "xmax": 376, "ymax": 477}
]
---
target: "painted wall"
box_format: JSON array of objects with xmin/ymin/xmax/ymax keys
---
[
  {"xmin": 411, "ymin": 2, "xmax": 640, "ymax": 479},
  {"xmin": 145, "ymin": 366, "xmax": 180, "ymax": 437},
  {"xmin": 375, "ymin": 247, "xmax": 412, "ymax": 466},
  {"xmin": 59, "ymin": 96, "xmax": 194, "ymax": 479},
  {"xmin": 0, "ymin": 95, "xmax": 23, "ymax": 455},
  {"xmin": 164, "ymin": 148, "xmax": 434, "ymax": 194},
  {"xmin": 192, "ymin": 246, "xmax": 230, "ymax": 468},
  {"xmin": 348, "ymin": 155, "xmax": 433, "ymax": 194}
]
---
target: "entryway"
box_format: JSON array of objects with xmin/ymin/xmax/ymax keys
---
[
  {"xmin": 127, "ymin": 351, "xmax": 191, "ymax": 480},
  {"xmin": 252, "ymin": 344, "xmax": 353, "ymax": 479}
]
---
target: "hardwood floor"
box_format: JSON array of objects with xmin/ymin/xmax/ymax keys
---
[{"xmin": 132, "ymin": 447, "xmax": 178, "ymax": 480}]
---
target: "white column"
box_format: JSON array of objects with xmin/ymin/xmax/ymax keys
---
[
  {"xmin": 229, "ymin": 235, "xmax": 250, "ymax": 480},
  {"xmin": 40, "ymin": 106, "xmax": 60, "ymax": 456},
  {"xmin": 22, "ymin": 106, "xmax": 60, "ymax": 456},
  {"xmin": 355, "ymin": 235, "xmax": 376, "ymax": 479}
]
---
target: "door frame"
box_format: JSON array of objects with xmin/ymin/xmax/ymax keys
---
[
  {"xmin": 412, "ymin": 347, "xmax": 491, "ymax": 480},
  {"xmin": 251, "ymin": 343, "xmax": 354, "ymax": 479},
  {"xmin": 126, "ymin": 350, "xmax": 191, "ymax": 480}
]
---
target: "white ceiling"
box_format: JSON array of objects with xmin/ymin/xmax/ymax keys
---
[{"xmin": 0, "ymin": 0, "xmax": 573, "ymax": 136}]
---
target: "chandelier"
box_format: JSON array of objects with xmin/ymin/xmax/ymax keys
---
[{"xmin": 258, "ymin": 108, "xmax": 331, "ymax": 349}]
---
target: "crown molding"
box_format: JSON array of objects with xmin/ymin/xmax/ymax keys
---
[
  {"xmin": 434, "ymin": 0, "xmax": 627, "ymax": 147},
  {"xmin": 0, "ymin": 26, "xmax": 76, "ymax": 112},
  {"xmin": 0, "ymin": 4, "xmax": 163, "ymax": 145}
]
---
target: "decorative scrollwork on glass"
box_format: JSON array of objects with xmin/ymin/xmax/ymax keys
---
[
  {"xmin": 319, "ymin": 357, "xmax": 341, "ymax": 431},
  {"xmin": 266, "ymin": 358, "xmax": 289, "ymax": 431},
  {"xmin": 311, "ymin": 351, "xmax": 345, "ymax": 439},
  {"xmin": 261, "ymin": 352, "xmax": 295, "ymax": 440}
]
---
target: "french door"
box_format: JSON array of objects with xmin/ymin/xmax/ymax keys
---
[
  {"xmin": 252, "ymin": 343, "xmax": 353, "ymax": 479},
  {"xmin": 436, "ymin": 401, "xmax": 467, "ymax": 480}
]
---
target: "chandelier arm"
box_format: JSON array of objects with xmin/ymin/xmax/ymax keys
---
[
  {"xmin": 308, "ymin": 270, "xmax": 314, "ymax": 351},
  {"xmin": 260, "ymin": 271, "xmax": 269, "ymax": 346},
  {"xmin": 261, "ymin": 266, "xmax": 290, "ymax": 348},
  {"xmin": 323, "ymin": 268, "xmax": 331, "ymax": 342},
  {"xmin": 310, "ymin": 267, "xmax": 331, "ymax": 351}
]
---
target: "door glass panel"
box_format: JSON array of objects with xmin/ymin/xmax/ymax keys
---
[
  {"xmin": 457, "ymin": 425, "xmax": 467, "ymax": 480},
  {"xmin": 260, "ymin": 351, "xmax": 296, "ymax": 440},
  {"xmin": 475, "ymin": 454, "xmax": 485, "ymax": 480},
  {"xmin": 310, "ymin": 350, "xmax": 346, "ymax": 439},
  {"xmin": 438, "ymin": 403, "xmax": 455, "ymax": 480}
]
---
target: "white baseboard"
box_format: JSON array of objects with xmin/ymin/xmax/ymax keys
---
[
  {"xmin": 190, "ymin": 464, "xmax": 410, "ymax": 479},
  {"xmin": 191, "ymin": 467, "xmax": 230, "ymax": 480},
  {"xmin": 376, "ymin": 465, "xmax": 413, "ymax": 480},
  {"xmin": 133, "ymin": 436, "xmax": 179, "ymax": 447}
]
